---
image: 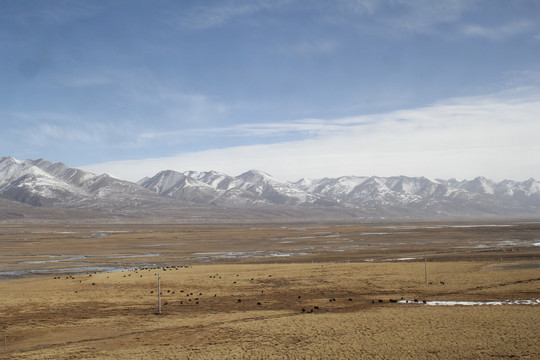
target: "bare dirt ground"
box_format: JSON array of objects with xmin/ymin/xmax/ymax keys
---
[{"xmin": 1, "ymin": 220, "xmax": 539, "ymax": 359}]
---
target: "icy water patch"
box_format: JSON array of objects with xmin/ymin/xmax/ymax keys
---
[
  {"xmin": 399, "ymin": 299, "xmax": 540, "ymax": 306},
  {"xmin": 0, "ymin": 266, "xmax": 135, "ymax": 279},
  {"xmin": 192, "ymin": 249, "xmax": 311, "ymax": 261},
  {"xmin": 17, "ymin": 253, "xmax": 160, "ymax": 264},
  {"xmin": 19, "ymin": 255, "xmax": 87, "ymax": 264}
]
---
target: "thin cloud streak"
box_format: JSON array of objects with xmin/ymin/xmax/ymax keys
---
[
  {"xmin": 333, "ymin": 0, "xmax": 473, "ymax": 37},
  {"xmin": 462, "ymin": 20, "xmax": 535, "ymax": 39},
  {"xmin": 82, "ymin": 89, "xmax": 540, "ymax": 183},
  {"xmin": 281, "ymin": 40, "xmax": 340, "ymax": 55},
  {"xmin": 178, "ymin": 0, "xmax": 289, "ymax": 30}
]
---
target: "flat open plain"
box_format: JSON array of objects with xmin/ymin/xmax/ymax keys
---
[{"xmin": 1, "ymin": 220, "xmax": 539, "ymax": 359}]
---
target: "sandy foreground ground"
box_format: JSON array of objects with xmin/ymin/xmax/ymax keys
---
[{"xmin": 1, "ymin": 260, "xmax": 539, "ymax": 359}]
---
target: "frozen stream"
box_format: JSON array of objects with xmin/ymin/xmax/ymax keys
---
[{"xmin": 398, "ymin": 299, "xmax": 540, "ymax": 306}]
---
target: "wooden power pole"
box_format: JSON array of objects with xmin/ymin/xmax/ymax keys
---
[
  {"xmin": 424, "ymin": 255, "xmax": 428, "ymax": 284},
  {"xmin": 158, "ymin": 274, "xmax": 162, "ymax": 315}
]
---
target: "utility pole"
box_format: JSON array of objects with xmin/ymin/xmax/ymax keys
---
[
  {"xmin": 3, "ymin": 326, "xmax": 6, "ymax": 352},
  {"xmin": 158, "ymin": 274, "xmax": 162, "ymax": 315},
  {"xmin": 424, "ymin": 254, "xmax": 428, "ymax": 284}
]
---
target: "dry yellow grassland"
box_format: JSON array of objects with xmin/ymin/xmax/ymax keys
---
[{"xmin": 1, "ymin": 260, "xmax": 539, "ymax": 359}]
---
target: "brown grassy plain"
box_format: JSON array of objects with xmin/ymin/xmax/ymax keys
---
[{"xmin": 1, "ymin": 221, "xmax": 539, "ymax": 359}]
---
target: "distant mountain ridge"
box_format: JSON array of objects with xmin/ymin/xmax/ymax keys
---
[
  {"xmin": 1, "ymin": 156, "xmax": 539, "ymax": 220},
  {"xmin": 0, "ymin": 157, "xmax": 172, "ymax": 213}
]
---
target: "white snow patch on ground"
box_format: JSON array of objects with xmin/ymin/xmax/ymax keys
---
[{"xmin": 398, "ymin": 299, "xmax": 540, "ymax": 306}]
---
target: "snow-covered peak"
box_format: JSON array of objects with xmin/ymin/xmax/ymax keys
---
[
  {"xmin": 0, "ymin": 156, "xmax": 20, "ymax": 165},
  {"xmin": 2, "ymin": 156, "xmax": 540, "ymax": 219},
  {"xmin": 139, "ymin": 170, "xmax": 188, "ymax": 194},
  {"xmin": 291, "ymin": 177, "xmax": 319, "ymax": 191},
  {"xmin": 0, "ymin": 157, "xmax": 52, "ymax": 185},
  {"xmin": 236, "ymin": 169, "xmax": 278, "ymax": 184},
  {"xmin": 460, "ymin": 176, "xmax": 495, "ymax": 195}
]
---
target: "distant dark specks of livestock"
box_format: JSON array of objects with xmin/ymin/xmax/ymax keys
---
[
  {"xmin": 237, "ymin": 299, "xmax": 242, "ymax": 303},
  {"xmin": 257, "ymin": 302, "xmax": 261, "ymax": 306}
]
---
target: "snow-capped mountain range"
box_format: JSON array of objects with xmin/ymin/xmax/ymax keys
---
[{"xmin": 1, "ymin": 156, "xmax": 539, "ymax": 220}]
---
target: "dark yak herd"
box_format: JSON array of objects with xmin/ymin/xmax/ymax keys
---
[{"xmin": 53, "ymin": 265, "xmax": 434, "ymax": 313}]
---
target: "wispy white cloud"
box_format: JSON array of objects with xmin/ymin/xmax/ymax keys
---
[
  {"xmin": 179, "ymin": 0, "xmax": 290, "ymax": 30},
  {"xmin": 54, "ymin": 73, "xmax": 112, "ymax": 88},
  {"xmin": 82, "ymin": 88, "xmax": 540, "ymax": 182},
  {"xmin": 135, "ymin": 115, "xmax": 367, "ymax": 142},
  {"xmin": 1, "ymin": 1, "xmax": 102, "ymax": 25},
  {"xmin": 280, "ymin": 39, "xmax": 339, "ymax": 55},
  {"xmin": 160, "ymin": 92, "xmax": 209, "ymax": 103},
  {"xmin": 382, "ymin": 0, "xmax": 470, "ymax": 34},
  {"xmin": 333, "ymin": 0, "xmax": 473, "ymax": 36},
  {"xmin": 461, "ymin": 20, "xmax": 535, "ymax": 39},
  {"xmin": 3, "ymin": 110, "xmax": 140, "ymax": 149},
  {"xmin": 335, "ymin": 0, "xmax": 380, "ymax": 15}
]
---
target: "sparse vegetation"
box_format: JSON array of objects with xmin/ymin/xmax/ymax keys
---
[{"xmin": 0, "ymin": 221, "xmax": 539, "ymax": 359}]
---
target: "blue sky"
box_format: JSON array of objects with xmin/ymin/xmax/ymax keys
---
[{"xmin": 1, "ymin": 0, "xmax": 540, "ymax": 182}]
